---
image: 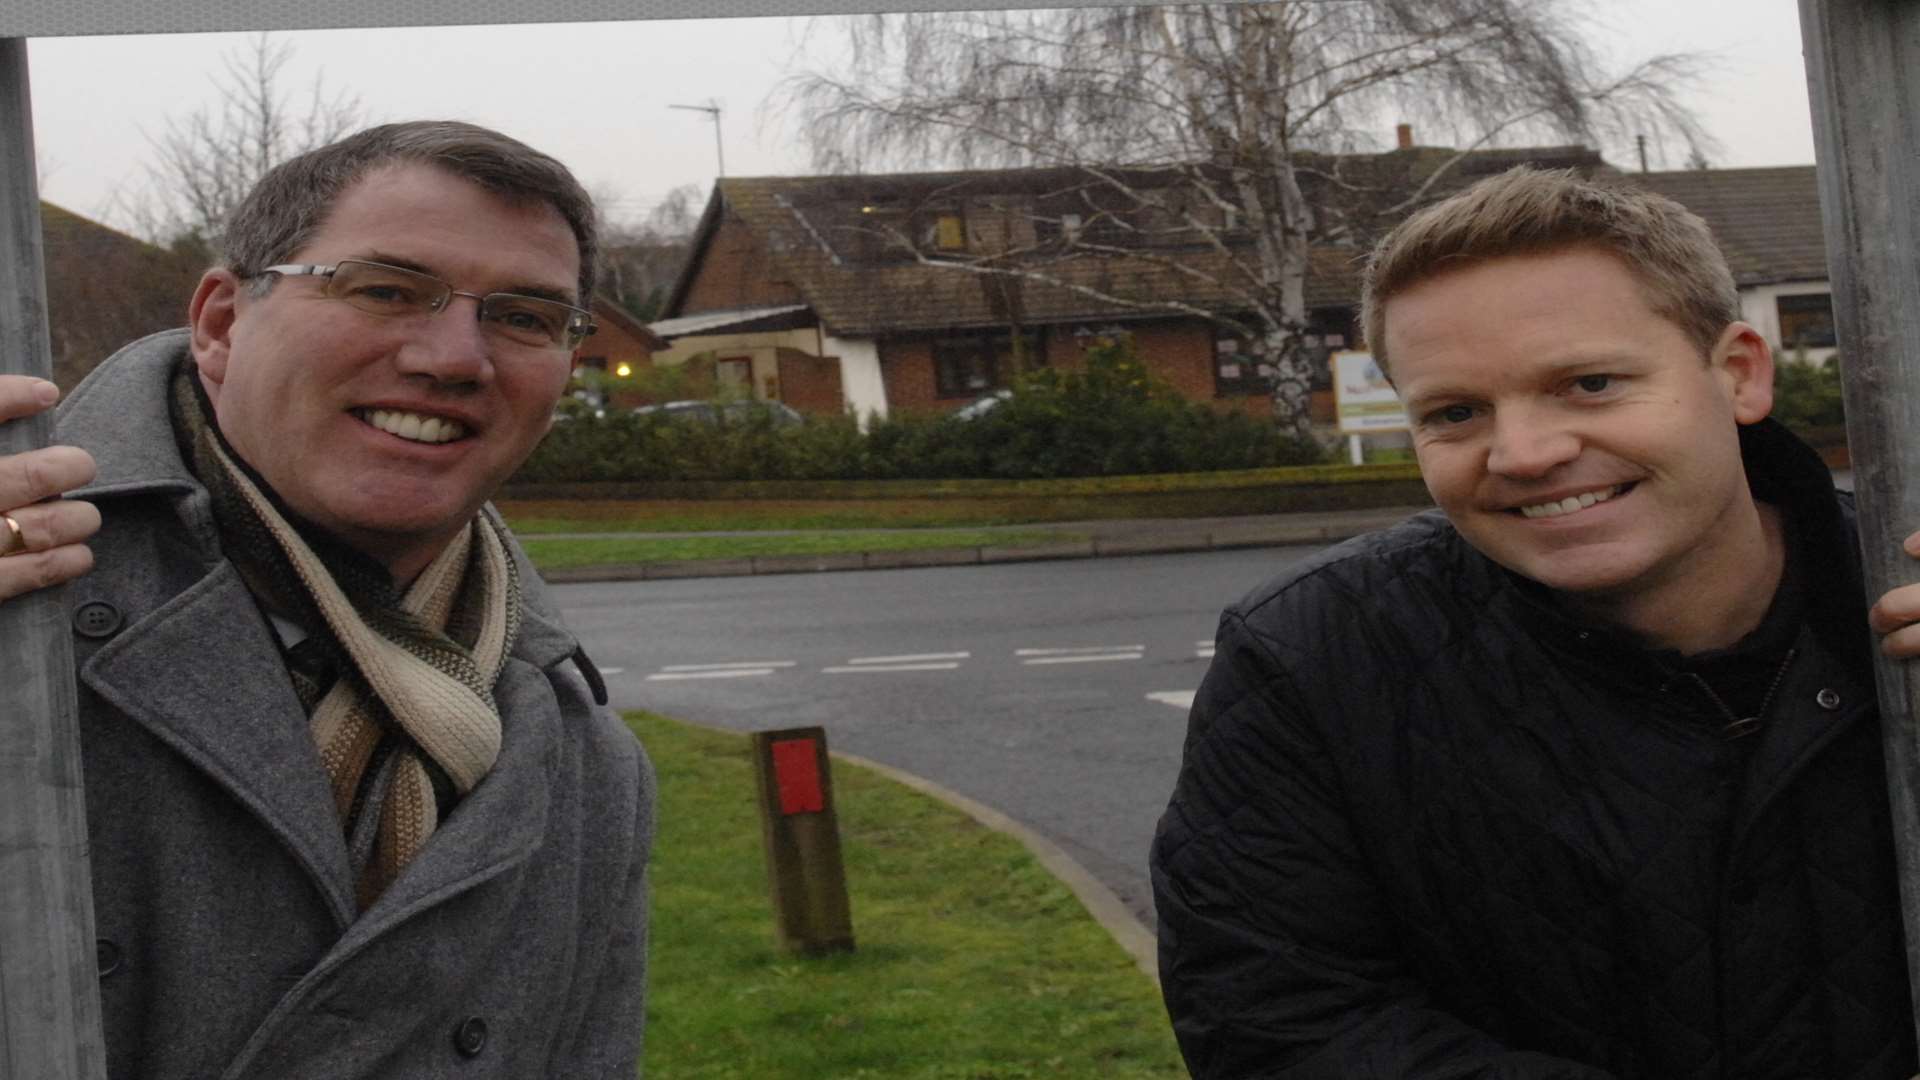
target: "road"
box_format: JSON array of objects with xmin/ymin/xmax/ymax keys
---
[{"xmin": 550, "ymin": 545, "xmax": 1325, "ymax": 929}]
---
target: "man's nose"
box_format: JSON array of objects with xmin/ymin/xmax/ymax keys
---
[
  {"xmin": 394, "ymin": 295, "xmax": 494, "ymax": 383},
  {"xmin": 1485, "ymin": 408, "xmax": 1578, "ymax": 478}
]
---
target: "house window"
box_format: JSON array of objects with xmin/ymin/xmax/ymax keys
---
[
  {"xmin": 929, "ymin": 213, "xmax": 966, "ymax": 252},
  {"xmin": 1777, "ymin": 292, "xmax": 1836, "ymax": 350},
  {"xmin": 1213, "ymin": 316, "xmax": 1348, "ymax": 398},
  {"xmin": 717, "ymin": 357, "xmax": 752, "ymax": 387},
  {"xmin": 932, "ymin": 331, "xmax": 1045, "ymax": 399}
]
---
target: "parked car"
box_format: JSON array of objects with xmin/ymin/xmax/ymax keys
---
[
  {"xmin": 631, "ymin": 400, "xmax": 806, "ymax": 427},
  {"xmin": 949, "ymin": 389, "xmax": 1014, "ymax": 421}
]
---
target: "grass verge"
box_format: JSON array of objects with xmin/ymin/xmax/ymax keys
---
[
  {"xmin": 633, "ymin": 712, "xmax": 1184, "ymax": 1079},
  {"xmin": 521, "ymin": 530, "xmax": 1078, "ymax": 570}
]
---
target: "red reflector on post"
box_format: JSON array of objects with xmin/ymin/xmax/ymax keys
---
[{"xmin": 771, "ymin": 738, "xmax": 824, "ymax": 815}]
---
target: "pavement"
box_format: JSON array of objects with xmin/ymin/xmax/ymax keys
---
[{"xmin": 536, "ymin": 503, "xmax": 1435, "ymax": 584}]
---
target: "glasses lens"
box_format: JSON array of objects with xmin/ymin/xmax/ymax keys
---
[
  {"xmin": 327, "ymin": 261, "xmax": 447, "ymax": 316},
  {"xmin": 479, "ymin": 294, "xmax": 588, "ymax": 350}
]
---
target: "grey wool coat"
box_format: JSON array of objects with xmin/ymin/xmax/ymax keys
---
[{"xmin": 56, "ymin": 330, "xmax": 655, "ymax": 1080}]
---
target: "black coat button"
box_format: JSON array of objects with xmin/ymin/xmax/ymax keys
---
[
  {"xmin": 453, "ymin": 1016, "xmax": 488, "ymax": 1058},
  {"xmin": 1815, "ymin": 688, "xmax": 1842, "ymax": 711},
  {"xmin": 96, "ymin": 939, "xmax": 121, "ymax": 978},
  {"xmin": 73, "ymin": 601, "xmax": 124, "ymax": 640}
]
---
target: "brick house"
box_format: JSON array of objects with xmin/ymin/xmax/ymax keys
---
[{"xmin": 652, "ymin": 141, "xmax": 1613, "ymax": 423}]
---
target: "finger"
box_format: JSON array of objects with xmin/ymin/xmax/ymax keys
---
[
  {"xmin": 0, "ymin": 542, "xmax": 94, "ymax": 604},
  {"xmin": 0, "ymin": 375, "xmax": 60, "ymax": 423},
  {"xmin": 0, "ymin": 445, "xmax": 97, "ymax": 512},
  {"xmin": 1906, "ymin": 530, "xmax": 1920, "ymax": 559},
  {"xmin": 3, "ymin": 499, "xmax": 101, "ymax": 554}
]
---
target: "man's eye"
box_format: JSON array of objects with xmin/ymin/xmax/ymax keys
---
[
  {"xmin": 1573, "ymin": 374, "xmax": 1613, "ymax": 393},
  {"xmin": 491, "ymin": 304, "xmax": 561, "ymax": 334},
  {"xmin": 352, "ymin": 283, "xmax": 420, "ymax": 306},
  {"xmin": 1427, "ymin": 404, "xmax": 1477, "ymax": 426}
]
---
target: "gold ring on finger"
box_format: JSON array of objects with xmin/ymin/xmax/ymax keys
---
[{"xmin": 0, "ymin": 512, "xmax": 26, "ymax": 558}]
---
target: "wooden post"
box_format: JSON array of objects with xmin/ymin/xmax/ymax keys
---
[
  {"xmin": 751, "ymin": 727, "xmax": 855, "ymax": 955},
  {"xmin": 1799, "ymin": 0, "xmax": 1920, "ymax": 1043},
  {"xmin": 0, "ymin": 34, "xmax": 106, "ymax": 1080}
]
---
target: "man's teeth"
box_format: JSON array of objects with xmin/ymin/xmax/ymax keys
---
[
  {"xmin": 359, "ymin": 408, "xmax": 466, "ymax": 444},
  {"xmin": 1519, "ymin": 484, "xmax": 1625, "ymax": 519}
]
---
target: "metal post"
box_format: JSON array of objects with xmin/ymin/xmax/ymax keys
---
[
  {"xmin": 0, "ymin": 35, "xmax": 106, "ymax": 1080},
  {"xmin": 1798, "ymin": 0, "xmax": 1920, "ymax": 1044}
]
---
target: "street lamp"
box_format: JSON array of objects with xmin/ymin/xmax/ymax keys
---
[{"xmin": 669, "ymin": 100, "xmax": 724, "ymax": 177}]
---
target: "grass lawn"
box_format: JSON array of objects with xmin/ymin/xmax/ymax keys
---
[
  {"xmin": 633, "ymin": 712, "xmax": 1185, "ymax": 1079},
  {"xmin": 522, "ymin": 530, "xmax": 1077, "ymax": 570}
]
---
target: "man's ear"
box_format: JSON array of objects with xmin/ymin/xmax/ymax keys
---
[
  {"xmin": 188, "ymin": 269, "xmax": 245, "ymax": 396},
  {"xmin": 1712, "ymin": 321, "xmax": 1775, "ymax": 424}
]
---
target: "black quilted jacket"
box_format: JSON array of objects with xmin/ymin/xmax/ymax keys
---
[{"xmin": 1151, "ymin": 420, "xmax": 1917, "ymax": 1078}]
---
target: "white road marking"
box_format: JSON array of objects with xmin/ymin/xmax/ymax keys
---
[
  {"xmin": 646, "ymin": 668, "xmax": 778, "ymax": 681},
  {"xmin": 822, "ymin": 662, "xmax": 962, "ymax": 674},
  {"xmin": 1194, "ymin": 647, "xmax": 1215, "ymax": 659},
  {"xmin": 846, "ymin": 651, "xmax": 971, "ymax": 664},
  {"xmin": 1017, "ymin": 645, "xmax": 1146, "ymax": 656},
  {"xmin": 598, "ymin": 667, "xmax": 625, "ymax": 675},
  {"xmin": 1149, "ymin": 691, "xmax": 1197, "ymax": 709},
  {"xmin": 1023, "ymin": 652, "xmax": 1145, "ymax": 666},
  {"xmin": 659, "ymin": 660, "xmax": 797, "ymax": 672}
]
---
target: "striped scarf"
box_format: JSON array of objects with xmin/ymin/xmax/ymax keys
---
[{"xmin": 170, "ymin": 366, "xmax": 520, "ymax": 910}]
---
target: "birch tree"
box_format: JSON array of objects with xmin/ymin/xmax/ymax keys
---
[
  {"xmin": 122, "ymin": 34, "xmax": 364, "ymax": 256},
  {"xmin": 787, "ymin": 2, "xmax": 1708, "ymax": 438}
]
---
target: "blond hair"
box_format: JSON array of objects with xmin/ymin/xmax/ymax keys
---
[{"xmin": 1360, "ymin": 167, "xmax": 1737, "ymax": 374}]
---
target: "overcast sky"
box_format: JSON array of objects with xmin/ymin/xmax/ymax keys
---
[{"xmin": 24, "ymin": 0, "xmax": 1817, "ymax": 235}]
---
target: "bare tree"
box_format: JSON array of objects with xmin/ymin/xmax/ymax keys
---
[
  {"xmin": 118, "ymin": 33, "xmax": 363, "ymax": 256},
  {"xmin": 599, "ymin": 183, "xmax": 703, "ymax": 320},
  {"xmin": 786, "ymin": 3, "xmax": 1710, "ymax": 438}
]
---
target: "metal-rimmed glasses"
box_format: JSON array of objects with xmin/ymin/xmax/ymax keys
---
[{"xmin": 259, "ymin": 259, "xmax": 597, "ymax": 352}]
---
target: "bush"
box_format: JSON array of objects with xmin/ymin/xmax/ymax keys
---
[
  {"xmin": 1770, "ymin": 352, "xmax": 1846, "ymax": 433},
  {"xmin": 519, "ymin": 336, "xmax": 1327, "ymax": 483}
]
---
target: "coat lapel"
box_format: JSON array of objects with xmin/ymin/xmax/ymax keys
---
[{"xmin": 81, "ymin": 561, "xmax": 359, "ymax": 926}]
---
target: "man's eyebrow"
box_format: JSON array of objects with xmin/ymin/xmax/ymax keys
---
[{"xmin": 360, "ymin": 252, "xmax": 579, "ymax": 306}]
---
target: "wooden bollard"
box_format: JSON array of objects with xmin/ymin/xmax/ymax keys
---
[{"xmin": 751, "ymin": 727, "xmax": 855, "ymax": 955}]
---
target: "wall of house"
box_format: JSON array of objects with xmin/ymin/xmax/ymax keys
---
[
  {"xmin": 776, "ymin": 347, "xmax": 845, "ymax": 415},
  {"xmin": 823, "ymin": 335, "xmax": 887, "ymax": 423},
  {"xmin": 877, "ymin": 319, "xmax": 1284, "ymax": 418},
  {"xmin": 1738, "ymin": 282, "xmax": 1839, "ymax": 366},
  {"xmin": 678, "ymin": 213, "xmax": 806, "ymax": 314}
]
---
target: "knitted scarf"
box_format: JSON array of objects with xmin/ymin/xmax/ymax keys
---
[{"xmin": 170, "ymin": 365, "xmax": 521, "ymax": 910}]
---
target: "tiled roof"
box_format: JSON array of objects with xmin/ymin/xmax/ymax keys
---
[
  {"xmin": 1627, "ymin": 167, "xmax": 1827, "ymax": 286},
  {"xmin": 674, "ymin": 146, "xmax": 1610, "ymax": 337}
]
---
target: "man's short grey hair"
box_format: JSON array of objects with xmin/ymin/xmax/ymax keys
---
[
  {"xmin": 223, "ymin": 120, "xmax": 599, "ymax": 305},
  {"xmin": 1360, "ymin": 166, "xmax": 1738, "ymax": 375}
]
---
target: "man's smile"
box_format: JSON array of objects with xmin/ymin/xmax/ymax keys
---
[
  {"xmin": 1511, "ymin": 482, "xmax": 1634, "ymax": 519},
  {"xmin": 352, "ymin": 406, "xmax": 471, "ymax": 444}
]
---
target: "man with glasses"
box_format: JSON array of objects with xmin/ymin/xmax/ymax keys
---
[{"xmin": 0, "ymin": 121, "xmax": 652, "ymax": 1077}]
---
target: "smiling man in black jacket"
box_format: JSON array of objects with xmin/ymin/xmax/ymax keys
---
[{"xmin": 1150, "ymin": 167, "xmax": 1919, "ymax": 1078}]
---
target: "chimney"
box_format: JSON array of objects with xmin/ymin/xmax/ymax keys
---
[{"xmin": 1396, "ymin": 123, "xmax": 1414, "ymax": 150}]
